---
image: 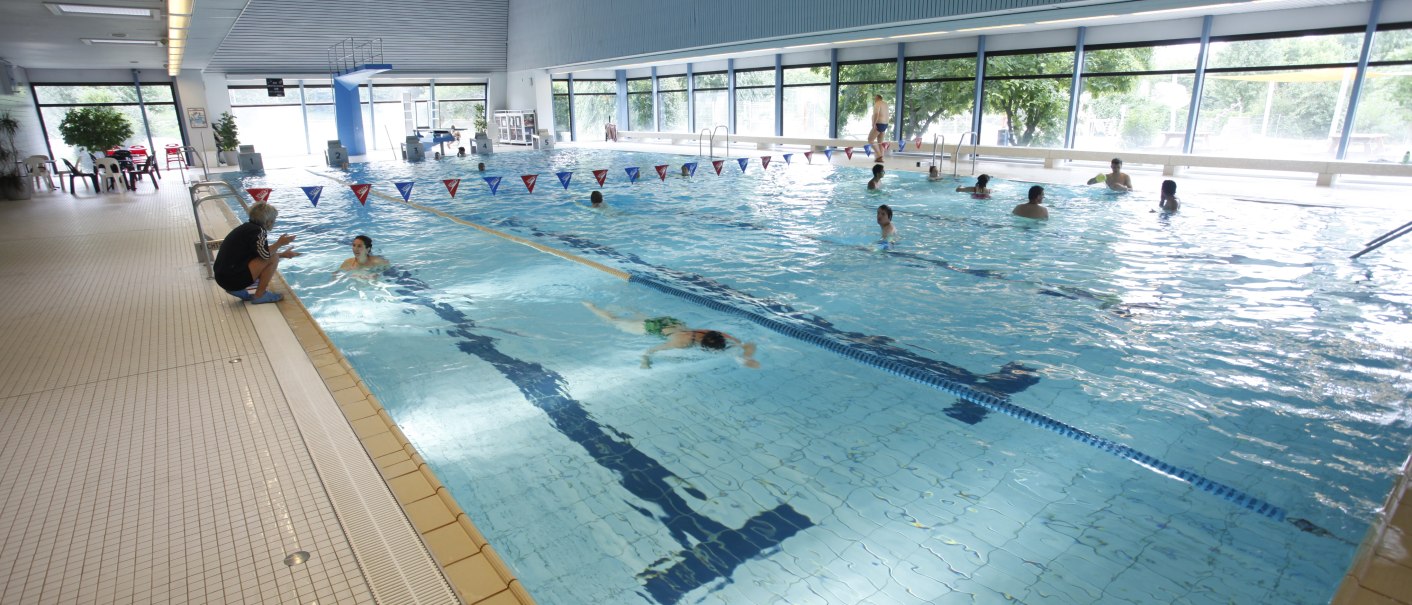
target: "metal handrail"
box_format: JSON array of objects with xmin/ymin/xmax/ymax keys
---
[
  {"xmin": 929, "ymin": 134, "xmax": 946, "ymax": 172},
  {"xmin": 190, "ymin": 181, "xmax": 250, "ymax": 279},
  {"xmin": 697, "ymin": 128, "xmax": 712, "ymax": 157},
  {"xmin": 708, "ymin": 125, "xmax": 729, "ymax": 158},
  {"xmin": 1351, "ymin": 218, "xmax": 1412, "ymax": 259},
  {"xmin": 953, "ymin": 132, "xmax": 978, "ymax": 178}
]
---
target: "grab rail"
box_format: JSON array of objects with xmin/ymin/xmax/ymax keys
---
[
  {"xmin": 708, "ymin": 125, "xmax": 729, "ymax": 158},
  {"xmin": 696, "ymin": 128, "xmax": 712, "ymax": 157},
  {"xmin": 953, "ymin": 132, "xmax": 978, "ymax": 178},
  {"xmin": 189, "ymin": 181, "xmax": 251, "ymax": 278},
  {"xmin": 1351, "ymin": 218, "xmax": 1412, "ymax": 259},
  {"xmin": 929, "ymin": 134, "xmax": 946, "ymax": 171}
]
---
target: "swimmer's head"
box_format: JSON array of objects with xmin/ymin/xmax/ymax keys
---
[
  {"xmin": 928, "ymin": 165, "xmax": 939, "ymax": 177},
  {"xmin": 681, "ymin": 165, "xmax": 690, "ymax": 176},
  {"xmin": 1111, "ymin": 158, "xmax": 1123, "ymax": 170},
  {"xmin": 590, "ymin": 190, "xmax": 603, "ymax": 207},
  {"xmin": 352, "ymin": 234, "xmax": 373, "ymax": 259},
  {"xmin": 872, "ymin": 163, "xmax": 885, "ymax": 178},
  {"xmin": 874, "ymin": 94, "xmax": 884, "ymax": 102},
  {"xmin": 977, "ymin": 174, "xmax": 991, "ymax": 188},
  {"xmin": 699, "ymin": 331, "xmax": 727, "ymax": 350},
  {"xmin": 477, "ymin": 162, "xmax": 486, "ymax": 171},
  {"xmin": 877, "ymin": 204, "xmax": 893, "ymax": 226},
  {"xmin": 249, "ymin": 202, "xmax": 278, "ymax": 229},
  {"xmin": 457, "ymin": 146, "xmax": 466, "ymax": 155},
  {"xmin": 1161, "ymin": 179, "xmax": 1177, "ymax": 198},
  {"xmin": 1028, "ymin": 185, "xmax": 1045, "ymax": 203}
]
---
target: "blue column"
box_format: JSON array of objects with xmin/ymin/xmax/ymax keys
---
[
  {"xmin": 727, "ymin": 59, "xmax": 736, "ymax": 134},
  {"xmin": 1183, "ymin": 16, "xmax": 1213, "ymax": 155},
  {"xmin": 652, "ymin": 67, "xmax": 660, "ymax": 131},
  {"xmin": 299, "ymin": 81, "xmax": 310, "ymax": 155},
  {"xmin": 828, "ymin": 48, "xmax": 839, "ymax": 138},
  {"xmin": 687, "ymin": 64, "xmax": 695, "ymax": 133},
  {"xmin": 1064, "ymin": 27, "xmax": 1087, "ymax": 149},
  {"xmin": 334, "ymin": 77, "xmax": 367, "ymax": 156},
  {"xmin": 1337, "ymin": 0, "xmax": 1383, "ymax": 160},
  {"xmin": 616, "ymin": 70, "xmax": 628, "ymax": 129},
  {"xmin": 567, "ymin": 75, "xmax": 576, "ymax": 142},
  {"xmin": 972, "ymin": 36, "xmax": 986, "ymax": 141},
  {"xmin": 895, "ymin": 44, "xmax": 906, "ymax": 145},
  {"xmin": 774, "ymin": 55, "xmax": 783, "ymax": 137},
  {"xmin": 366, "ymin": 83, "xmax": 376, "ymax": 150}
]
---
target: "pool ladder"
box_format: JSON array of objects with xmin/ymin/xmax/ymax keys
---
[
  {"xmin": 189, "ymin": 181, "xmax": 252, "ymax": 279},
  {"xmin": 1351, "ymin": 217, "xmax": 1412, "ymax": 259},
  {"xmin": 698, "ymin": 125, "xmax": 729, "ymax": 158},
  {"xmin": 952, "ymin": 132, "xmax": 978, "ymax": 178},
  {"xmin": 927, "ymin": 134, "xmax": 946, "ymax": 171}
]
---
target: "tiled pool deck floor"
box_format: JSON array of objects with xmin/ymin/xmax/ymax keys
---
[{"xmin": 0, "ymin": 150, "xmax": 1406, "ymax": 604}]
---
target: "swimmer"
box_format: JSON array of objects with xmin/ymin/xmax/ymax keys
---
[
  {"xmin": 956, "ymin": 174, "xmax": 991, "ymax": 198},
  {"xmin": 582, "ymin": 302, "xmax": 760, "ymax": 369},
  {"xmin": 477, "ymin": 162, "xmax": 486, "ymax": 172},
  {"xmin": 590, "ymin": 190, "xmax": 604, "ymax": 208},
  {"xmin": 1087, "ymin": 158, "xmax": 1132, "ymax": 192},
  {"xmin": 928, "ymin": 165, "xmax": 942, "ymax": 182},
  {"xmin": 877, "ymin": 204, "xmax": 898, "ymax": 244},
  {"xmin": 457, "ymin": 146, "xmax": 467, "ymax": 158},
  {"xmin": 433, "ymin": 151, "xmax": 442, "ymax": 160},
  {"xmin": 680, "ymin": 165, "xmax": 690, "ymax": 177},
  {"xmin": 338, "ymin": 234, "xmax": 389, "ymax": 271},
  {"xmin": 867, "ymin": 163, "xmax": 885, "ymax": 190},
  {"xmin": 1012, "ymin": 185, "xmax": 1049, "ymax": 220},
  {"xmin": 1157, "ymin": 179, "xmax": 1179, "ymax": 212}
]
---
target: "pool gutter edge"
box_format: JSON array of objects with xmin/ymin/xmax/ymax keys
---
[{"xmin": 1331, "ymin": 451, "xmax": 1412, "ymax": 604}]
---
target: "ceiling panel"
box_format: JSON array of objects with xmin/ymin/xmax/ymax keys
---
[{"xmin": 205, "ymin": 0, "xmax": 508, "ymax": 74}]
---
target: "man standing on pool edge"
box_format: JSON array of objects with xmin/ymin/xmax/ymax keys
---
[{"xmin": 868, "ymin": 94, "xmax": 891, "ymax": 161}]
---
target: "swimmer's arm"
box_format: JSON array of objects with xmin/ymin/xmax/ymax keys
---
[
  {"xmin": 338, "ymin": 257, "xmax": 356, "ymax": 271},
  {"xmin": 721, "ymin": 334, "xmax": 761, "ymax": 369},
  {"xmin": 956, "ymin": 186, "xmax": 974, "ymax": 193},
  {"xmin": 1086, "ymin": 176, "xmax": 1100, "ymax": 185},
  {"xmin": 640, "ymin": 335, "xmax": 690, "ymax": 368}
]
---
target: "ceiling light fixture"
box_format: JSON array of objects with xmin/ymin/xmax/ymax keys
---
[
  {"xmin": 1134, "ymin": 2, "xmax": 1241, "ymax": 16},
  {"xmin": 167, "ymin": 0, "xmax": 192, "ymax": 78},
  {"xmin": 889, "ymin": 31, "xmax": 948, "ymax": 39},
  {"xmin": 837, "ymin": 37, "xmax": 883, "ymax": 44},
  {"xmin": 955, "ymin": 23, "xmax": 1023, "ymax": 32},
  {"xmin": 45, "ymin": 3, "xmax": 157, "ymax": 18},
  {"xmin": 1036, "ymin": 14, "xmax": 1117, "ymax": 25},
  {"xmin": 83, "ymin": 38, "xmax": 164, "ymax": 46},
  {"xmin": 168, "ymin": 0, "xmax": 192, "ymax": 14},
  {"xmin": 169, "ymin": 14, "xmax": 189, "ymax": 29},
  {"xmin": 785, "ymin": 42, "xmax": 828, "ymax": 49}
]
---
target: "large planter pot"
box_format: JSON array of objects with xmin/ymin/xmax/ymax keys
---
[
  {"xmin": 0, "ymin": 176, "xmax": 31, "ymax": 201},
  {"xmin": 219, "ymin": 150, "xmax": 239, "ymax": 165}
]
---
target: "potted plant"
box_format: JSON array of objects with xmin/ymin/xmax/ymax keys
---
[
  {"xmin": 57, "ymin": 106, "xmax": 133, "ymax": 162},
  {"xmin": 473, "ymin": 110, "xmax": 488, "ymax": 137},
  {"xmin": 473, "ymin": 107, "xmax": 493, "ymax": 154},
  {"xmin": 0, "ymin": 112, "xmax": 28, "ymax": 200},
  {"xmin": 212, "ymin": 111, "xmax": 240, "ymax": 165}
]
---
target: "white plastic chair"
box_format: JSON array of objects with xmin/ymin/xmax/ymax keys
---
[
  {"xmin": 92, "ymin": 157, "xmax": 125, "ymax": 191},
  {"xmin": 23, "ymin": 155, "xmax": 55, "ymax": 191}
]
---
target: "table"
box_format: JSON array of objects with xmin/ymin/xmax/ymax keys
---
[
  {"xmin": 1161, "ymin": 131, "xmax": 1211, "ymax": 147},
  {"xmin": 1329, "ymin": 133, "xmax": 1387, "ymax": 154}
]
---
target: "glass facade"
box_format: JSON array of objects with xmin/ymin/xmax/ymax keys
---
[
  {"xmin": 734, "ymin": 69, "xmax": 776, "ymax": 135},
  {"xmin": 836, "ymin": 62, "xmax": 897, "ymax": 139},
  {"xmin": 627, "ymin": 78, "xmax": 653, "ymax": 131},
  {"xmin": 571, "ymin": 80, "xmax": 617, "ymax": 141},
  {"xmin": 657, "ymin": 76, "xmax": 688, "ymax": 133},
  {"xmin": 33, "ymin": 83, "xmax": 181, "ymax": 164}
]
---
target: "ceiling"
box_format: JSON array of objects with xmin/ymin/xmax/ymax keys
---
[{"xmin": 0, "ymin": 0, "xmax": 246, "ymax": 72}]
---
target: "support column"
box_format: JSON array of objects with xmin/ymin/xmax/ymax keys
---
[
  {"xmin": 334, "ymin": 77, "xmax": 367, "ymax": 156},
  {"xmin": 687, "ymin": 64, "xmax": 695, "ymax": 133},
  {"xmin": 1183, "ymin": 16, "xmax": 1213, "ymax": 155},
  {"xmin": 1064, "ymin": 27, "xmax": 1087, "ymax": 149},
  {"xmin": 774, "ymin": 55, "xmax": 783, "ymax": 137},
  {"xmin": 972, "ymin": 36, "xmax": 986, "ymax": 143},
  {"xmin": 727, "ymin": 59, "xmax": 736, "ymax": 134},
  {"xmin": 1336, "ymin": 0, "xmax": 1383, "ymax": 160},
  {"xmin": 567, "ymin": 75, "xmax": 576, "ymax": 142},
  {"xmin": 652, "ymin": 67, "xmax": 660, "ymax": 132},
  {"xmin": 828, "ymin": 49, "xmax": 839, "ymax": 139},
  {"xmin": 299, "ymin": 81, "xmax": 310, "ymax": 155},
  {"xmin": 616, "ymin": 70, "xmax": 628, "ymax": 129},
  {"xmin": 895, "ymin": 44, "xmax": 906, "ymax": 146}
]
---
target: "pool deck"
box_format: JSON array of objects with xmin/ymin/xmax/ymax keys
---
[{"xmin": 0, "ymin": 147, "xmax": 1406, "ymax": 604}]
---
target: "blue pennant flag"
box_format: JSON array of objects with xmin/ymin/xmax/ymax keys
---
[
  {"xmin": 483, "ymin": 176, "xmax": 502, "ymax": 195},
  {"xmin": 683, "ymin": 162, "xmax": 698, "ymax": 177},
  {"xmin": 394, "ymin": 181, "xmax": 415, "ymax": 201},
  {"xmin": 625, "ymin": 166, "xmax": 640, "ymax": 183},
  {"xmin": 823, "ymin": 148, "xmax": 834, "ymax": 160},
  {"xmin": 782, "ymin": 153, "xmax": 793, "ymax": 165},
  {"xmin": 736, "ymin": 157, "xmax": 749, "ymax": 172},
  {"xmin": 863, "ymin": 144, "xmax": 872, "ymax": 155},
  {"xmin": 301, "ymin": 186, "xmax": 323, "ymax": 207},
  {"xmin": 556, "ymin": 171, "xmax": 573, "ymax": 189}
]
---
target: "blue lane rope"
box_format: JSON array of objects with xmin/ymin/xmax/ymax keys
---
[{"xmin": 629, "ymin": 272, "xmax": 1287, "ymax": 521}]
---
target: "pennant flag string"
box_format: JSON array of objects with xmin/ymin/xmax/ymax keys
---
[
  {"xmin": 521, "ymin": 174, "xmax": 538, "ymax": 193},
  {"xmin": 483, "ymin": 176, "xmax": 502, "ymax": 195},
  {"xmin": 350, "ymin": 184, "xmax": 371, "ymax": 205},
  {"xmin": 301, "ymin": 186, "xmax": 323, "ymax": 207},
  {"xmin": 443, "ymin": 179, "xmax": 461, "ymax": 198},
  {"xmin": 593, "ymin": 169, "xmax": 608, "ymax": 186},
  {"xmin": 654, "ymin": 164, "xmax": 668, "ymax": 181},
  {"xmin": 556, "ymin": 171, "xmax": 573, "ymax": 190},
  {"xmin": 394, "ymin": 181, "xmax": 415, "ymax": 202}
]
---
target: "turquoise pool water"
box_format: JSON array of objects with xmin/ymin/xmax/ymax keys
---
[{"xmin": 227, "ymin": 148, "xmax": 1411, "ymax": 604}]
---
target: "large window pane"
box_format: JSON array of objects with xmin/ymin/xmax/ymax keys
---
[
  {"xmin": 436, "ymin": 84, "xmax": 485, "ymax": 100},
  {"xmin": 837, "ymin": 83, "xmax": 892, "ymax": 139},
  {"xmin": 735, "ymin": 88, "xmax": 775, "ymax": 135},
  {"xmin": 438, "ymin": 101, "xmax": 483, "ymax": 131},
  {"xmin": 141, "ymin": 104, "xmax": 183, "ymax": 150},
  {"xmin": 35, "ymin": 85, "xmax": 140, "ymax": 105},
  {"xmin": 906, "ymin": 57, "xmax": 975, "ymax": 80},
  {"xmin": 628, "ymin": 92, "xmax": 653, "ymax": 130},
  {"xmin": 231, "ymin": 105, "xmax": 305, "ymax": 157},
  {"xmin": 552, "ymin": 92, "xmax": 571, "ymax": 140},
  {"xmin": 694, "ymin": 89, "xmax": 727, "ymax": 130},
  {"xmin": 1196, "ymin": 68, "xmax": 1348, "ymax": 159},
  {"xmin": 983, "ymin": 52, "xmax": 1076, "ymax": 146},
  {"xmin": 1076, "ymin": 74, "xmax": 1192, "ymax": 152},
  {"xmin": 658, "ymin": 76, "xmax": 687, "ymax": 91},
  {"xmin": 304, "ymin": 86, "xmax": 334, "ymax": 104},
  {"xmin": 307, "ymin": 104, "xmax": 339, "ymax": 149},
  {"xmin": 694, "ymin": 73, "xmax": 727, "ymax": 89},
  {"xmin": 139, "ymin": 85, "xmax": 174, "ymax": 103},
  {"xmin": 900, "ymin": 80, "xmax": 975, "ymax": 142},
  {"xmin": 230, "ymin": 87, "xmax": 299, "ymax": 106},
  {"xmin": 736, "ymin": 69, "xmax": 775, "ymax": 87},
  {"xmin": 784, "ymin": 66, "xmax": 829, "ymax": 85},
  {"xmin": 575, "ymin": 80, "xmax": 615, "ymax": 95},
  {"xmin": 659, "ymin": 91, "xmax": 687, "ymax": 132},
  {"xmin": 372, "ymin": 85, "xmax": 430, "ymax": 102},
  {"xmin": 575, "ymin": 94, "xmax": 617, "ymax": 139},
  {"xmin": 1350, "ymin": 63, "xmax": 1412, "ymax": 162},
  {"xmin": 1208, "ymin": 32, "xmax": 1362, "ymax": 69},
  {"xmin": 839, "ymin": 62, "xmax": 896, "ymax": 82},
  {"xmin": 627, "ymin": 79, "xmax": 652, "ymax": 94},
  {"xmin": 782, "ymin": 85, "xmax": 829, "ymax": 138},
  {"xmin": 40, "ymin": 105, "xmax": 148, "ymax": 162}
]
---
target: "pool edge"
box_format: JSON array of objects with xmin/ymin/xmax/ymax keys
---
[{"xmin": 1332, "ymin": 452, "xmax": 1412, "ymax": 605}]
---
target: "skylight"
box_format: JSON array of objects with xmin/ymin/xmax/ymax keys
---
[{"xmin": 46, "ymin": 3, "xmax": 158, "ymax": 18}]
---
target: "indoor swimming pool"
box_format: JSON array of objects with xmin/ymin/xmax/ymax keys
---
[{"xmin": 225, "ymin": 148, "xmax": 1412, "ymax": 604}]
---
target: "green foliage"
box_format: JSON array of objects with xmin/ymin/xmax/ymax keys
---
[
  {"xmin": 0, "ymin": 112, "xmax": 20, "ymax": 178},
  {"xmin": 1121, "ymin": 103, "xmax": 1165, "ymax": 147},
  {"xmin": 212, "ymin": 112, "xmax": 239, "ymax": 151},
  {"xmin": 628, "ymin": 92, "xmax": 653, "ymax": 130},
  {"xmin": 57, "ymin": 106, "xmax": 134, "ymax": 153}
]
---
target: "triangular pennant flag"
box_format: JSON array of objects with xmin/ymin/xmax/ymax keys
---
[
  {"xmin": 760, "ymin": 156, "xmax": 772, "ymax": 170},
  {"xmin": 823, "ymin": 149, "xmax": 834, "ymax": 161},
  {"xmin": 443, "ymin": 178, "xmax": 461, "ymax": 198},
  {"xmin": 804, "ymin": 151, "xmax": 814, "ymax": 163},
  {"xmin": 736, "ymin": 158, "xmax": 748, "ymax": 172},
  {"xmin": 245, "ymin": 188, "xmax": 272, "ymax": 203},
  {"xmin": 843, "ymin": 147, "xmax": 853, "ymax": 159},
  {"xmin": 882, "ymin": 142, "xmax": 891, "ymax": 153},
  {"xmin": 394, "ymin": 181, "xmax": 415, "ymax": 202},
  {"xmin": 624, "ymin": 167, "xmax": 640, "ymax": 183},
  {"xmin": 593, "ymin": 169, "xmax": 608, "ymax": 186},
  {"xmin": 683, "ymin": 162, "xmax": 698, "ymax": 177},
  {"xmin": 913, "ymin": 136, "xmax": 923, "ymax": 150},
  {"xmin": 350, "ymin": 184, "xmax": 371, "ymax": 205},
  {"xmin": 301, "ymin": 186, "xmax": 323, "ymax": 207},
  {"xmin": 654, "ymin": 164, "xmax": 668, "ymax": 181},
  {"xmin": 863, "ymin": 144, "xmax": 872, "ymax": 155},
  {"xmin": 483, "ymin": 176, "xmax": 502, "ymax": 195},
  {"xmin": 782, "ymin": 153, "xmax": 792, "ymax": 165},
  {"xmin": 556, "ymin": 171, "xmax": 573, "ymax": 190},
  {"xmin": 712, "ymin": 160, "xmax": 725, "ymax": 175},
  {"xmin": 521, "ymin": 174, "xmax": 538, "ymax": 193}
]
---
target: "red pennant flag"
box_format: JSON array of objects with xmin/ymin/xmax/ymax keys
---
[
  {"xmin": 760, "ymin": 156, "xmax": 771, "ymax": 169},
  {"xmin": 882, "ymin": 142, "xmax": 891, "ymax": 153},
  {"xmin": 654, "ymin": 165, "xmax": 668, "ymax": 181},
  {"xmin": 712, "ymin": 159, "xmax": 725, "ymax": 175},
  {"xmin": 350, "ymin": 184, "xmax": 371, "ymax": 205},
  {"xmin": 443, "ymin": 178, "xmax": 461, "ymax": 198},
  {"xmin": 913, "ymin": 136, "xmax": 923, "ymax": 150},
  {"xmin": 593, "ymin": 169, "xmax": 608, "ymax": 186},
  {"xmin": 521, "ymin": 174, "xmax": 538, "ymax": 193},
  {"xmin": 844, "ymin": 146, "xmax": 854, "ymax": 159},
  {"xmin": 245, "ymin": 188, "xmax": 271, "ymax": 203},
  {"xmin": 804, "ymin": 151, "xmax": 814, "ymax": 163}
]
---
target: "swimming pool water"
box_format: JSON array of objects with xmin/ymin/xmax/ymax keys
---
[{"xmin": 228, "ymin": 148, "xmax": 1411, "ymax": 604}]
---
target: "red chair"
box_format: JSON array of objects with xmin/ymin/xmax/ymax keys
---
[
  {"xmin": 128, "ymin": 145, "xmax": 148, "ymax": 160},
  {"xmin": 164, "ymin": 144, "xmax": 186, "ymax": 169}
]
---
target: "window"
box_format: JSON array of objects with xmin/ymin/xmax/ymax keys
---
[
  {"xmin": 436, "ymin": 84, "xmax": 486, "ymax": 133},
  {"xmin": 734, "ymin": 68, "xmax": 776, "ymax": 135},
  {"xmin": 1075, "ymin": 43, "xmax": 1197, "ymax": 152},
  {"xmin": 782, "ymin": 66, "xmax": 830, "ymax": 138},
  {"xmin": 229, "ymin": 85, "xmax": 307, "ymax": 157},
  {"xmin": 1352, "ymin": 27, "xmax": 1412, "ymax": 162},
  {"xmin": 34, "ymin": 83, "xmax": 181, "ymax": 163},
  {"xmin": 627, "ymin": 78, "xmax": 653, "ymax": 131},
  {"xmin": 902, "ymin": 56, "xmax": 976, "ymax": 144},
  {"xmin": 693, "ymin": 72, "xmax": 728, "ymax": 132},
  {"xmin": 657, "ymin": 76, "xmax": 688, "ymax": 133},
  {"xmin": 982, "ymin": 50, "xmax": 1074, "ymax": 147},
  {"xmin": 573, "ymin": 80, "xmax": 617, "ymax": 140},
  {"xmin": 837, "ymin": 61, "xmax": 896, "ymax": 139},
  {"xmin": 552, "ymin": 80, "xmax": 571, "ymax": 140}
]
